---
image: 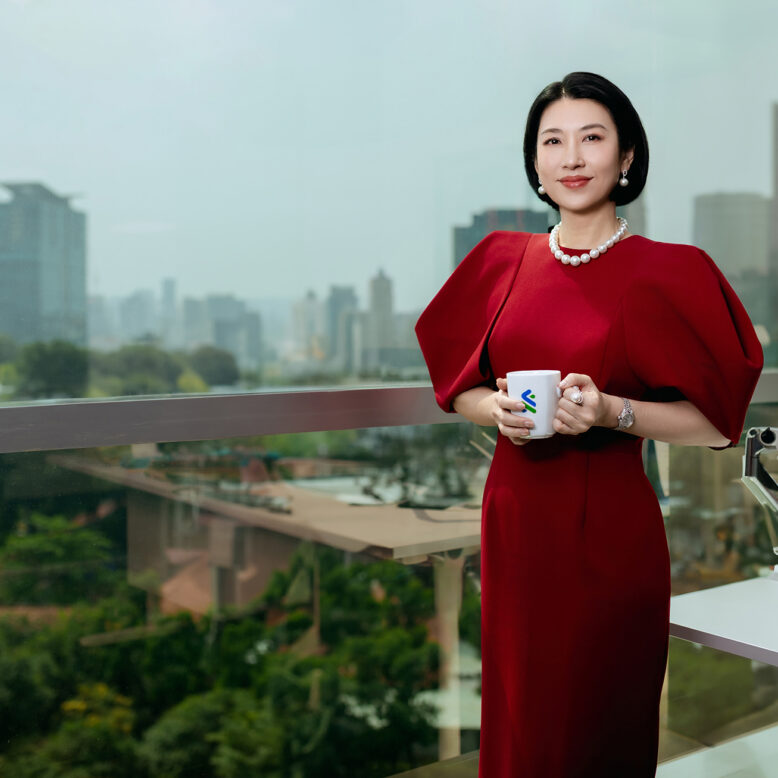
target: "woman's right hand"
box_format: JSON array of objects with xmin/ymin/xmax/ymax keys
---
[{"xmin": 492, "ymin": 377, "xmax": 534, "ymax": 445}]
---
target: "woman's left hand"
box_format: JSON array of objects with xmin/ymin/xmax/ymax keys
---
[{"xmin": 554, "ymin": 373, "xmax": 609, "ymax": 436}]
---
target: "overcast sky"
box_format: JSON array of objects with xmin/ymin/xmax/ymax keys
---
[{"xmin": 0, "ymin": 0, "xmax": 776, "ymax": 312}]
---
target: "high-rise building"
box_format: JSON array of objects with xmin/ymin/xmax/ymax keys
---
[
  {"xmin": 0, "ymin": 183, "xmax": 87, "ymax": 345},
  {"xmin": 206, "ymin": 294, "xmax": 262, "ymax": 370},
  {"xmin": 368, "ymin": 269, "xmax": 394, "ymax": 345},
  {"xmin": 453, "ymin": 208, "xmax": 549, "ymax": 268},
  {"xmin": 292, "ymin": 290, "xmax": 325, "ymax": 360},
  {"xmin": 693, "ymin": 193, "xmax": 770, "ymax": 277},
  {"xmin": 325, "ymin": 285, "xmax": 358, "ymax": 367},
  {"xmin": 87, "ymin": 294, "xmax": 119, "ymax": 350},
  {"xmin": 160, "ymin": 277, "xmax": 179, "ymax": 347},
  {"xmin": 119, "ymin": 289, "xmax": 157, "ymax": 342},
  {"xmin": 693, "ymin": 192, "xmax": 771, "ymax": 330},
  {"xmin": 183, "ymin": 297, "xmax": 211, "ymax": 348},
  {"xmin": 361, "ymin": 269, "xmax": 395, "ymax": 371}
]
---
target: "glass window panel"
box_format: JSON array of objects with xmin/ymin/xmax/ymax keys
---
[
  {"xmin": 0, "ymin": 424, "xmax": 488, "ymax": 775},
  {"xmin": 0, "ymin": 3, "xmax": 773, "ymax": 401},
  {"xmin": 1, "ymin": 407, "xmax": 777, "ymax": 773},
  {"xmin": 665, "ymin": 403, "xmax": 778, "ymax": 593}
]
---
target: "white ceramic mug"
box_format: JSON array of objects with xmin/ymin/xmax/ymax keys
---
[{"xmin": 506, "ymin": 369, "xmax": 562, "ymax": 439}]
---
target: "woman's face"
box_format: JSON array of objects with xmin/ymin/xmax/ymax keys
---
[{"xmin": 535, "ymin": 97, "xmax": 633, "ymax": 216}]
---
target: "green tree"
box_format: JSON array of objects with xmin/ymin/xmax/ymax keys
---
[
  {"xmin": 209, "ymin": 695, "xmax": 285, "ymax": 778},
  {"xmin": 0, "ymin": 333, "xmax": 18, "ymax": 363},
  {"xmin": 0, "ymin": 513, "xmax": 118, "ymax": 605},
  {"xmin": 4, "ymin": 720, "xmax": 144, "ymax": 778},
  {"xmin": 139, "ymin": 688, "xmax": 241, "ymax": 777},
  {"xmin": 61, "ymin": 682, "xmax": 134, "ymax": 733},
  {"xmin": 0, "ymin": 647, "xmax": 58, "ymax": 743},
  {"xmin": 90, "ymin": 344, "xmax": 185, "ymax": 395},
  {"xmin": 177, "ymin": 368, "xmax": 209, "ymax": 393},
  {"xmin": 189, "ymin": 345, "xmax": 239, "ymax": 386},
  {"xmin": 16, "ymin": 340, "xmax": 89, "ymax": 398}
]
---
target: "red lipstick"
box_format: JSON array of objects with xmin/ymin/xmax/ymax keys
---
[{"xmin": 559, "ymin": 176, "xmax": 591, "ymax": 188}]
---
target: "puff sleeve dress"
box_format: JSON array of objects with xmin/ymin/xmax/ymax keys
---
[{"xmin": 415, "ymin": 231, "xmax": 763, "ymax": 778}]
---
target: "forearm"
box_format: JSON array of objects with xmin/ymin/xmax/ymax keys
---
[
  {"xmin": 451, "ymin": 385, "xmax": 730, "ymax": 448},
  {"xmin": 598, "ymin": 393, "xmax": 730, "ymax": 447},
  {"xmin": 452, "ymin": 386, "xmax": 499, "ymax": 426}
]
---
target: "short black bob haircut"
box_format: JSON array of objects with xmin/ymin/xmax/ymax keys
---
[{"xmin": 523, "ymin": 72, "xmax": 649, "ymax": 210}]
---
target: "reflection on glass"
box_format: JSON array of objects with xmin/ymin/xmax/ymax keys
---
[
  {"xmin": 0, "ymin": 425, "xmax": 486, "ymax": 776},
  {"xmin": 1, "ymin": 419, "xmax": 778, "ymax": 774},
  {"xmin": 664, "ymin": 404, "xmax": 778, "ymax": 595}
]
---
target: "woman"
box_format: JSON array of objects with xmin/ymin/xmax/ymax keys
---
[{"xmin": 415, "ymin": 72, "xmax": 763, "ymax": 777}]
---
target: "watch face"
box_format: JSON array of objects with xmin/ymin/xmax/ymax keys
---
[{"xmin": 620, "ymin": 411, "xmax": 635, "ymax": 428}]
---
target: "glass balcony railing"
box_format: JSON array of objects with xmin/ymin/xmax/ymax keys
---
[{"xmin": 0, "ymin": 379, "xmax": 776, "ymax": 776}]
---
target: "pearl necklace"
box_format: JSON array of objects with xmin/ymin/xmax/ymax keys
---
[{"xmin": 549, "ymin": 217, "xmax": 629, "ymax": 267}]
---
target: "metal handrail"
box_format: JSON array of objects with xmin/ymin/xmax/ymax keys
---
[{"xmin": 0, "ymin": 369, "xmax": 775, "ymax": 454}]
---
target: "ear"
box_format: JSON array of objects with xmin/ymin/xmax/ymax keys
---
[{"xmin": 621, "ymin": 148, "xmax": 635, "ymax": 172}]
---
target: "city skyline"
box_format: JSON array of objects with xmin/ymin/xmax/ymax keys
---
[{"xmin": 0, "ymin": 1, "xmax": 776, "ymax": 312}]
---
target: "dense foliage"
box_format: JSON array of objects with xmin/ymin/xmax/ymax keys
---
[
  {"xmin": 0, "ymin": 515, "xmax": 449, "ymax": 776},
  {"xmin": 0, "ymin": 337, "xmax": 241, "ymax": 399}
]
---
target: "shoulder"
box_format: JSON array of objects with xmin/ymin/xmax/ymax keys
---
[
  {"xmin": 454, "ymin": 230, "xmax": 534, "ymax": 281},
  {"xmin": 623, "ymin": 235, "xmax": 723, "ymax": 290},
  {"xmin": 419, "ymin": 231, "xmax": 534, "ymax": 327},
  {"xmin": 467, "ymin": 230, "xmax": 534, "ymax": 258}
]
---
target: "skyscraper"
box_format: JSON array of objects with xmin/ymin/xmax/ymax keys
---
[
  {"xmin": 160, "ymin": 277, "xmax": 179, "ymax": 347},
  {"xmin": 693, "ymin": 193, "xmax": 770, "ymax": 278},
  {"xmin": 206, "ymin": 294, "xmax": 263, "ymax": 370},
  {"xmin": 368, "ymin": 268, "xmax": 394, "ymax": 346},
  {"xmin": 693, "ymin": 192, "xmax": 771, "ymax": 330},
  {"xmin": 453, "ymin": 208, "xmax": 549, "ymax": 268},
  {"xmin": 119, "ymin": 289, "xmax": 157, "ymax": 342},
  {"xmin": 292, "ymin": 290, "xmax": 325, "ymax": 360},
  {"xmin": 362, "ymin": 269, "xmax": 395, "ymax": 370},
  {"xmin": 0, "ymin": 183, "xmax": 87, "ymax": 345},
  {"xmin": 325, "ymin": 285, "xmax": 358, "ymax": 367}
]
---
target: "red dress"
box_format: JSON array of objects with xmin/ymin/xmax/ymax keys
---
[{"xmin": 415, "ymin": 232, "xmax": 763, "ymax": 777}]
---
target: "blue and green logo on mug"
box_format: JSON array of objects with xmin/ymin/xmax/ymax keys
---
[{"xmin": 506, "ymin": 369, "xmax": 561, "ymax": 439}]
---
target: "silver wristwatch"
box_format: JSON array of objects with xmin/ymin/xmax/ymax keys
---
[{"xmin": 616, "ymin": 397, "xmax": 635, "ymax": 431}]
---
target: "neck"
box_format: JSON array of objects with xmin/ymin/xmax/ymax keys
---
[{"xmin": 557, "ymin": 207, "xmax": 626, "ymax": 248}]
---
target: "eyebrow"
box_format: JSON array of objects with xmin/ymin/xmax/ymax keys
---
[{"xmin": 540, "ymin": 123, "xmax": 609, "ymax": 135}]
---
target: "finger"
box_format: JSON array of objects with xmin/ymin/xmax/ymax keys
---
[
  {"xmin": 510, "ymin": 436, "xmax": 530, "ymax": 446},
  {"xmin": 499, "ymin": 411, "xmax": 534, "ymax": 431},
  {"xmin": 558, "ymin": 373, "xmax": 592, "ymax": 392},
  {"xmin": 498, "ymin": 422, "xmax": 533, "ymax": 441},
  {"xmin": 555, "ymin": 407, "xmax": 578, "ymax": 426},
  {"xmin": 496, "ymin": 377, "xmax": 508, "ymax": 390},
  {"xmin": 555, "ymin": 408, "xmax": 585, "ymax": 434},
  {"xmin": 553, "ymin": 417, "xmax": 580, "ymax": 436},
  {"xmin": 557, "ymin": 400, "xmax": 596, "ymax": 425},
  {"xmin": 558, "ymin": 395, "xmax": 584, "ymax": 412},
  {"xmin": 499, "ymin": 395, "xmax": 525, "ymax": 412}
]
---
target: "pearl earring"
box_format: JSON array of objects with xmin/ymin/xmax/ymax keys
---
[
  {"xmin": 619, "ymin": 170, "xmax": 629, "ymax": 187},
  {"xmin": 537, "ymin": 183, "xmax": 546, "ymax": 195}
]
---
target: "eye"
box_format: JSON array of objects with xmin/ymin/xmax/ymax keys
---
[
  {"xmin": 584, "ymin": 134, "xmax": 602, "ymax": 141},
  {"xmin": 542, "ymin": 138, "xmax": 560, "ymax": 145}
]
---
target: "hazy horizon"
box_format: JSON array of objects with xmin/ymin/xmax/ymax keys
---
[{"xmin": 1, "ymin": 0, "xmax": 776, "ymax": 311}]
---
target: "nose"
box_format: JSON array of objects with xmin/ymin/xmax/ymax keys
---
[{"xmin": 563, "ymin": 141, "xmax": 584, "ymax": 169}]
